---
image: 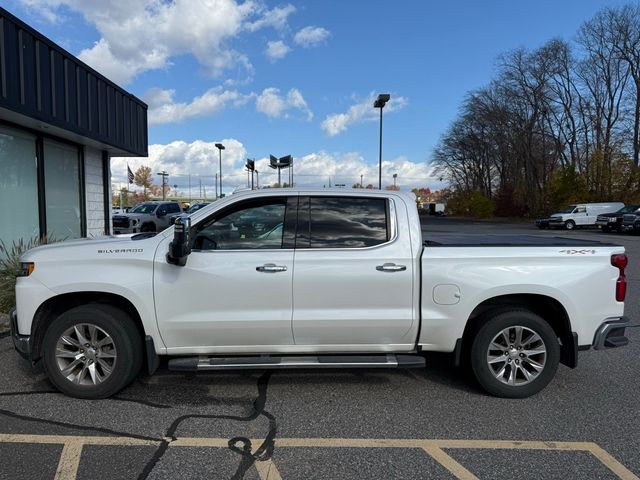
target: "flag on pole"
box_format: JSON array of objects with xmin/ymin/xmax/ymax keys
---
[{"xmin": 127, "ymin": 165, "xmax": 134, "ymax": 184}]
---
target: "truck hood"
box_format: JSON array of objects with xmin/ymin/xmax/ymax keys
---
[{"xmin": 21, "ymin": 234, "xmax": 159, "ymax": 262}]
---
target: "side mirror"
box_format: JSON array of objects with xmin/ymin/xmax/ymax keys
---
[{"xmin": 167, "ymin": 215, "xmax": 191, "ymax": 266}]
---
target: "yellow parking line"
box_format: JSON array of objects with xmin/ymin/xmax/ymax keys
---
[
  {"xmin": 54, "ymin": 440, "xmax": 83, "ymax": 480},
  {"xmin": 421, "ymin": 445, "xmax": 478, "ymax": 480},
  {"xmin": 0, "ymin": 434, "xmax": 637, "ymax": 480},
  {"xmin": 587, "ymin": 444, "xmax": 640, "ymax": 480},
  {"xmin": 254, "ymin": 459, "xmax": 283, "ymax": 480},
  {"xmin": 0, "ymin": 434, "xmax": 158, "ymax": 446}
]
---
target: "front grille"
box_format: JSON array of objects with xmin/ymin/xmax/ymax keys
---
[
  {"xmin": 622, "ymin": 214, "xmax": 637, "ymax": 223},
  {"xmin": 113, "ymin": 216, "xmax": 130, "ymax": 228}
]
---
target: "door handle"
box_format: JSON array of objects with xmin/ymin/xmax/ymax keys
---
[
  {"xmin": 256, "ymin": 263, "xmax": 288, "ymax": 273},
  {"xmin": 376, "ymin": 263, "xmax": 407, "ymax": 272}
]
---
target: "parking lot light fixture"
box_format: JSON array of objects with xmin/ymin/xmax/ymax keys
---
[
  {"xmin": 215, "ymin": 143, "xmax": 225, "ymax": 197},
  {"xmin": 374, "ymin": 94, "xmax": 390, "ymax": 189},
  {"xmin": 157, "ymin": 171, "xmax": 169, "ymax": 200}
]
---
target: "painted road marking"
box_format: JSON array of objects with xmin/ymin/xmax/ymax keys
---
[{"xmin": 0, "ymin": 434, "xmax": 637, "ymax": 480}]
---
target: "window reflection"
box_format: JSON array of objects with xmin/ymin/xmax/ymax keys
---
[
  {"xmin": 44, "ymin": 140, "xmax": 82, "ymax": 240},
  {"xmin": 309, "ymin": 197, "xmax": 388, "ymax": 248},
  {"xmin": 194, "ymin": 201, "xmax": 286, "ymax": 250}
]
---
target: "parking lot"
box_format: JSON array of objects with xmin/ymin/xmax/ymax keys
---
[{"xmin": 1, "ymin": 217, "xmax": 639, "ymax": 480}]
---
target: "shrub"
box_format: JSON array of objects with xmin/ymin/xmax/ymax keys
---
[
  {"xmin": 444, "ymin": 189, "xmax": 495, "ymax": 218},
  {"xmin": 0, "ymin": 236, "xmax": 54, "ymax": 314}
]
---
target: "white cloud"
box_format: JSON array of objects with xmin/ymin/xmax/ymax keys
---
[
  {"xmin": 19, "ymin": 0, "xmax": 297, "ymax": 85},
  {"xmin": 293, "ymin": 26, "xmax": 330, "ymax": 48},
  {"xmin": 143, "ymin": 87, "xmax": 254, "ymax": 126},
  {"xmin": 265, "ymin": 40, "xmax": 290, "ymax": 62},
  {"xmin": 111, "ymin": 139, "xmax": 247, "ymax": 195},
  {"xmin": 256, "ymin": 88, "xmax": 313, "ymax": 120},
  {"xmin": 245, "ymin": 4, "xmax": 296, "ymax": 32},
  {"xmin": 321, "ymin": 93, "xmax": 409, "ymax": 136},
  {"xmin": 112, "ymin": 141, "xmax": 442, "ymax": 195}
]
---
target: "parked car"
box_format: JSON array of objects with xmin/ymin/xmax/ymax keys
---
[
  {"xmin": 112, "ymin": 201, "xmax": 182, "ymax": 234},
  {"xmin": 169, "ymin": 202, "xmax": 211, "ymax": 225},
  {"xmin": 596, "ymin": 205, "xmax": 640, "ymax": 233},
  {"xmin": 11, "ymin": 189, "xmax": 631, "ymax": 400},
  {"xmin": 535, "ymin": 217, "xmax": 550, "ymax": 229},
  {"xmin": 621, "ymin": 207, "xmax": 640, "ymax": 233},
  {"xmin": 547, "ymin": 202, "xmax": 625, "ymax": 230}
]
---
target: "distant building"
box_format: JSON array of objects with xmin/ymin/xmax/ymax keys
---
[{"xmin": 0, "ymin": 7, "xmax": 147, "ymax": 247}]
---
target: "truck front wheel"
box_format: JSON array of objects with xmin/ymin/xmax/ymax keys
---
[
  {"xmin": 470, "ymin": 309, "xmax": 560, "ymax": 398},
  {"xmin": 564, "ymin": 220, "xmax": 576, "ymax": 230},
  {"xmin": 42, "ymin": 304, "xmax": 143, "ymax": 399}
]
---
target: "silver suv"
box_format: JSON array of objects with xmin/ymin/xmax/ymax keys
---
[{"xmin": 112, "ymin": 201, "xmax": 182, "ymax": 234}]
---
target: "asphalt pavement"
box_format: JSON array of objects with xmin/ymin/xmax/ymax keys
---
[{"xmin": 0, "ymin": 217, "xmax": 638, "ymax": 480}]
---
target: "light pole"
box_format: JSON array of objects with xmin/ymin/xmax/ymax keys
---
[
  {"xmin": 157, "ymin": 171, "xmax": 169, "ymax": 200},
  {"xmin": 215, "ymin": 143, "xmax": 225, "ymax": 197},
  {"xmin": 393, "ymin": 173, "xmax": 398, "ymax": 188},
  {"xmin": 255, "ymin": 170, "xmax": 259, "ymax": 189},
  {"xmin": 360, "ymin": 174, "xmax": 364, "ymax": 188},
  {"xmin": 374, "ymin": 94, "xmax": 390, "ymax": 189}
]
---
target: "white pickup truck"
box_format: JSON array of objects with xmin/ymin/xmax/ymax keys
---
[{"xmin": 10, "ymin": 189, "xmax": 631, "ymax": 399}]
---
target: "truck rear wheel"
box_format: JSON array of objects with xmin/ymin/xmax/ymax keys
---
[
  {"xmin": 470, "ymin": 309, "xmax": 560, "ymax": 398},
  {"xmin": 42, "ymin": 304, "xmax": 142, "ymax": 399}
]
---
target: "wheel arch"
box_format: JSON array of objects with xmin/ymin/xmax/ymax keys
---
[
  {"xmin": 30, "ymin": 292, "xmax": 146, "ymax": 361},
  {"xmin": 460, "ymin": 293, "xmax": 576, "ymax": 368}
]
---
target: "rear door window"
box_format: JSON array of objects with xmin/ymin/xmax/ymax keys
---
[{"xmin": 299, "ymin": 197, "xmax": 389, "ymax": 249}]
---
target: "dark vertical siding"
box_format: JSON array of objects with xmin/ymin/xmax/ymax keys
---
[{"xmin": 0, "ymin": 8, "xmax": 147, "ymax": 156}]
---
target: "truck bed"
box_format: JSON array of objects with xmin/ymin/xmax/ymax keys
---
[{"xmin": 423, "ymin": 234, "xmax": 614, "ymax": 247}]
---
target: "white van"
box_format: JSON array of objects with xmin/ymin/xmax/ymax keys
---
[{"xmin": 548, "ymin": 202, "xmax": 625, "ymax": 230}]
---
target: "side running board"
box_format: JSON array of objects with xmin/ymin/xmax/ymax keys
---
[{"xmin": 168, "ymin": 354, "xmax": 425, "ymax": 372}]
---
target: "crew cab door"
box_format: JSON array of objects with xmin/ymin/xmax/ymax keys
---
[
  {"xmin": 291, "ymin": 195, "xmax": 415, "ymax": 348},
  {"xmin": 153, "ymin": 195, "xmax": 296, "ymax": 351}
]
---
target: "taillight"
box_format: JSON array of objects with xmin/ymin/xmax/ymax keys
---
[{"xmin": 611, "ymin": 254, "xmax": 627, "ymax": 302}]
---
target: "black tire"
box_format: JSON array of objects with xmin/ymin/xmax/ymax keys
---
[
  {"xmin": 564, "ymin": 220, "xmax": 576, "ymax": 230},
  {"xmin": 141, "ymin": 222, "xmax": 156, "ymax": 233},
  {"xmin": 470, "ymin": 309, "xmax": 560, "ymax": 398},
  {"xmin": 601, "ymin": 226, "xmax": 610, "ymax": 233},
  {"xmin": 537, "ymin": 224, "xmax": 547, "ymax": 230},
  {"xmin": 42, "ymin": 304, "xmax": 142, "ymax": 399}
]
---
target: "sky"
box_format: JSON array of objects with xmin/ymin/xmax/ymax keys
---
[{"xmin": 4, "ymin": 0, "xmax": 633, "ymax": 195}]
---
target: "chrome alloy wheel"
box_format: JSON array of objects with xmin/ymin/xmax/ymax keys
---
[
  {"xmin": 486, "ymin": 325, "xmax": 547, "ymax": 386},
  {"xmin": 54, "ymin": 323, "xmax": 117, "ymax": 385}
]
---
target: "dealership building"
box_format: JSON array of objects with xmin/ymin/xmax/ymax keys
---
[{"xmin": 0, "ymin": 7, "xmax": 148, "ymax": 248}]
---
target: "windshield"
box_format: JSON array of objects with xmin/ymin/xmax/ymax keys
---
[
  {"xmin": 186, "ymin": 203, "xmax": 209, "ymax": 214},
  {"xmin": 618, "ymin": 205, "xmax": 640, "ymax": 213},
  {"xmin": 131, "ymin": 203, "xmax": 158, "ymax": 214},
  {"xmin": 558, "ymin": 205, "xmax": 577, "ymax": 214}
]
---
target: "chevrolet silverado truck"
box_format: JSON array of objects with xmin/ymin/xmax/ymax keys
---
[
  {"xmin": 10, "ymin": 189, "xmax": 631, "ymax": 399},
  {"xmin": 112, "ymin": 201, "xmax": 182, "ymax": 234}
]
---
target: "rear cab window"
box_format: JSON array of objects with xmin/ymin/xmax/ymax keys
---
[{"xmin": 296, "ymin": 196, "xmax": 390, "ymax": 248}]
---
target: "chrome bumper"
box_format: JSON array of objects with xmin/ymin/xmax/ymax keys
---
[
  {"xmin": 10, "ymin": 309, "xmax": 31, "ymax": 361},
  {"xmin": 593, "ymin": 317, "xmax": 630, "ymax": 350}
]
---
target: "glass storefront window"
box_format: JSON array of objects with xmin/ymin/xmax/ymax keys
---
[
  {"xmin": 0, "ymin": 127, "xmax": 39, "ymax": 248},
  {"xmin": 43, "ymin": 140, "xmax": 82, "ymax": 240}
]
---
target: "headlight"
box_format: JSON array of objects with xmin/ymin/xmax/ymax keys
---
[{"xmin": 17, "ymin": 262, "xmax": 35, "ymax": 277}]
